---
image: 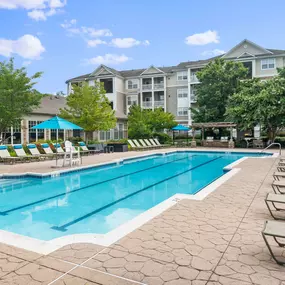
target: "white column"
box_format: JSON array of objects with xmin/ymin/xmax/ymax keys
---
[
  {"xmin": 11, "ymin": 127, "xmax": 14, "ymax": 145},
  {"xmin": 188, "ymin": 68, "xmax": 192, "ymax": 125},
  {"xmin": 140, "ymin": 78, "xmax": 143, "ymax": 107},
  {"xmin": 152, "ymin": 77, "xmax": 154, "ymax": 110},
  {"xmin": 113, "ymin": 77, "xmax": 117, "ymax": 111},
  {"xmin": 164, "ymin": 76, "xmax": 167, "ymax": 111},
  {"xmin": 252, "ymin": 60, "xmax": 256, "ymax": 78}
]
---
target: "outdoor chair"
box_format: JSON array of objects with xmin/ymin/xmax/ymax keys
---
[
  {"xmin": 127, "ymin": 139, "xmax": 144, "ymax": 150},
  {"xmin": 53, "ymin": 143, "xmax": 65, "ymax": 153},
  {"xmin": 206, "ymin": 136, "xmax": 214, "ymax": 142},
  {"xmin": 220, "ymin": 136, "xmax": 228, "ymax": 142},
  {"xmin": 149, "ymin": 139, "xmax": 162, "ymax": 148},
  {"xmin": 0, "ymin": 145, "xmax": 23, "ymax": 164},
  {"xmin": 144, "ymin": 139, "xmax": 158, "ymax": 149},
  {"xmin": 273, "ymin": 172, "xmax": 285, "ymax": 180},
  {"xmin": 262, "ymin": 220, "xmax": 285, "ymax": 265},
  {"xmin": 78, "ymin": 142, "xmax": 100, "ymax": 155},
  {"xmin": 265, "ymin": 193, "xmax": 285, "ymax": 220},
  {"xmin": 272, "ymin": 181, "xmax": 285, "ymax": 194},
  {"xmin": 27, "ymin": 144, "xmax": 54, "ymax": 160},
  {"xmin": 133, "ymin": 139, "xmax": 147, "ymax": 150},
  {"xmin": 139, "ymin": 139, "xmax": 153, "ymax": 149},
  {"xmin": 154, "ymin": 138, "xmax": 170, "ymax": 148},
  {"xmin": 12, "ymin": 144, "xmax": 38, "ymax": 161},
  {"xmin": 253, "ymin": 139, "xmax": 264, "ymax": 148},
  {"xmin": 62, "ymin": 141, "xmax": 81, "ymax": 167}
]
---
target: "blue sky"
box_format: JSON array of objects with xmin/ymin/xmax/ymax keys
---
[{"xmin": 1, "ymin": 0, "xmax": 285, "ymax": 94}]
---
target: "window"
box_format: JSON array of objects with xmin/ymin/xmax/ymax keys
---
[
  {"xmin": 177, "ymin": 107, "xmax": 188, "ymax": 116},
  {"xmin": 127, "ymin": 95, "xmax": 137, "ymax": 106},
  {"xmin": 127, "ymin": 79, "xmax": 139, "ymax": 89},
  {"xmin": 100, "ymin": 78, "xmax": 113, "ymax": 93},
  {"xmin": 177, "ymin": 89, "xmax": 188, "ymax": 98},
  {"xmin": 51, "ymin": 129, "xmax": 64, "ymax": 141},
  {"xmin": 177, "ymin": 71, "xmax": 188, "ymax": 81},
  {"xmin": 261, "ymin": 58, "xmax": 275, "ymax": 70}
]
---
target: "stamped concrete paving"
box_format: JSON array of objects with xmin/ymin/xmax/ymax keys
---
[{"xmin": 0, "ymin": 152, "xmax": 285, "ymax": 284}]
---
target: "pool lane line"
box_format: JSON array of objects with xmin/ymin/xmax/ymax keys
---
[
  {"xmin": 51, "ymin": 156, "xmax": 222, "ymax": 232},
  {"xmin": 0, "ymin": 154, "xmax": 196, "ymax": 216}
]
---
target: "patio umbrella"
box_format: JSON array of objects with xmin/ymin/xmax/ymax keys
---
[
  {"xmin": 172, "ymin": 125, "xmax": 190, "ymax": 145},
  {"xmin": 32, "ymin": 116, "xmax": 83, "ymax": 167}
]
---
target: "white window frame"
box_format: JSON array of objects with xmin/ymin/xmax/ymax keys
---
[
  {"xmin": 177, "ymin": 107, "xmax": 188, "ymax": 116},
  {"xmin": 177, "ymin": 71, "xmax": 188, "ymax": 81},
  {"xmin": 126, "ymin": 79, "xmax": 139, "ymax": 89},
  {"xmin": 177, "ymin": 88, "xmax": 188, "ymax": 99},
  {"xmin": 261, "ymin": 58, "xmax": 276, "ymax": 70},
  {"xmin": 127, "ymin": 95, "xmax": 138, "ymax": 106}
]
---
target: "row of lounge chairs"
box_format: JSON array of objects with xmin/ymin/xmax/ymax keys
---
[
  {"xmin": 128, "ymin": 138, "xmax": 167, "ymax": 150},
  {"xmin": 262, "ymin": 157, "xmax": 285, "ymax": 265},
  {"xmin": 0, "ymin": 142, "xmax": 98, "ymax": 164}
]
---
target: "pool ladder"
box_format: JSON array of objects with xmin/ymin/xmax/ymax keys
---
[{"xmin": 260, "ymin": 143, "xmax": 281, "ymax": 156}]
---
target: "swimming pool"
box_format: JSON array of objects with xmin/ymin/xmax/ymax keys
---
[{"xmin": 0, "ymin": 151, "xmax": 271, "ymax": 241}]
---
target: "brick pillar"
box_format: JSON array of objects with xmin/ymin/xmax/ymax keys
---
[{"xmin": 22, "ymin": 120, "xmax": 28, "ymax": 144}]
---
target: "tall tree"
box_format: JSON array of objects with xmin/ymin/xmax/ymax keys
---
[
  {"xmin": 226, "ymin": 76, "xmax": 285, "ymax": 142},
  {"xmin": 128, "ymin": 106, "xmax": 176, "ymax": 138},
  {"xmin": 191, "ymin": 58, "xmax": 248, "ymax": 123},
  {"xmin": 60, "ymin": 82, "xmax": 116, "ymax": 141},
  {"xmin": 0, "ymin": 58, "xmax": 43, "ymax": 140}
]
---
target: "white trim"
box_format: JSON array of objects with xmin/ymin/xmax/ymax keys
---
[
  {"xmin": 261, "ymin": 58, "xmax": 276, "ymax": 70},
  {"xmin": 222, "ymin": 39, "xmax": 272, "ymax": 58},
  {"xmin": 140, "ymin": 65, "xmax": 165, "ymax": 76},
  {"xmin": 177, "ymin": 71, "xmax": 188, "ymax": 81},
  {"xmin": 167, "ymin": 84, "xmax": 188, "ymax": 88},
  {"xmin": 237, "ymin": 51, "xmax": 255, "ymax": 58}
]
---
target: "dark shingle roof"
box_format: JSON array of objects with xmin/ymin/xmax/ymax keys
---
[
  {"xmin": 32, "ymin": 95, "xmax": 67, "ymax": 115},
  {"xmin": 267, "ymin": 49, "xmax": 285, "ymax": 55},
  {"xmin": 176, "ymin": 55, "xmax": 223, "ymax": 69}
]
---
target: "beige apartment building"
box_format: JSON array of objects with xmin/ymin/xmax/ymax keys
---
[{"xmin": 4, "ymin": 39, "xmax": 285, "ymax": 144}]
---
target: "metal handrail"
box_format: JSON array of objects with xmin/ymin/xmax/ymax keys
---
[{"xmin": 260, "ymin": 142, "xmax": 281, "ymax": 155}]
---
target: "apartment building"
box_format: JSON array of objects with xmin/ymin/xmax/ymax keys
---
[{"xmin": 64, "ymin": 39, "xmax": 285, "ymax": 141}]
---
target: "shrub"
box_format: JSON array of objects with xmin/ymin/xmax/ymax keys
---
[
  {"xmin": 67, "ymin": 137, "xmax": 84, "ymax": 144},
  {"xmin": 87, "ymin": 140, "xmax": 100, "ymax": 145},
  {"xmin": 153, "ymin": 132, "xmax": 172, "ymax": 144}
]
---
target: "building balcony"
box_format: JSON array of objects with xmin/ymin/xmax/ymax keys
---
[
  {"xmin": 190, "ymin": 75, "xmax": 199, "ymax": 83},
  {"xmin": 153, "ymin": 83, "xmax": 164, "ymax": 90},
  {"xmin": 142, "ymin": 84, "xmax": 152, "ymax": 91},
  {"xmin": 142, "ymin": 101, "xmax": 152, "ymax": 108},
  {"xmin": 154, "ymin": 100, "xmax": 164, "ymax": 107},
  {"xmin": 190, "ymin": 94, "xmax": 197, "ymax": 103}
]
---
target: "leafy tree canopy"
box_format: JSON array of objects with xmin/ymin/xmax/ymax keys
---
[
  {"xmin": 0, "ymin": 58, "xmax": 43, "ymax": 136},
  {"xmin": 226, "ymin": 73, "xmax": 285, "ymax": 142},
  {"xmin": 60, "ymin": 82, "xmax": 116, "ymax": 140},
  {"xmin": 128, "ymin": 105, "xmax": 176, "ymax": 139},
  {"xmin": 191, "ymin": 58, "xmax": 248, "ymax": 123}
]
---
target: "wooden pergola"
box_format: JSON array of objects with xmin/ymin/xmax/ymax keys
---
[{"xmin": 190, "ymin": 122, "xmax": 237, "ymax": 147}]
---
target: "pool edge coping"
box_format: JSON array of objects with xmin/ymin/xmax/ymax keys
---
[{"xmin": 0, "ymin": 150, "xmax": 277, "ymax": 255}]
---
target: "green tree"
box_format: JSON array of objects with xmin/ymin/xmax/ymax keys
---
[
  {"xmin": 191, "ymin": 58, "xmax": 248, "ymax": 123},
  {"xmin": 128, "ymin": 106, "xmax": 176, "ymax": 138},
  {"xmin": 226, "ymin": 76, "xmax": 285, "ymax": 142},
  {"xmin": 0, "ymin": 58, "xmax": 43, "ymax": 140},
  {"xmin": 60, "ymin": 82, "xmax": 116, "ymax": 141}
]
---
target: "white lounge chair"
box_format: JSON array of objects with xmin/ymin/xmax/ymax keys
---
[
  {"xmin": 143, "ymin": 139, "xmax": 155, "ymax": 148},
  {"xmin": 13, "ymin": 144, "xmax": 37, "ymax": 161},
  {"xmin": 149, "ymin": 139, "xmax": 161, "ymax": 148},
  {"xmin": 53, "ymin": 143, "xmax": 65, "ymax": 153},
  {"xmin": 154, "ymin": 138, "xmax": 170, "ymax": 148},
  {"xmin": 220, "ymin": 137, "xmax": 228, "ymax": 142},
  {"xmin": 78, "ymin": 142, "xmax": 100, "ymax": 155},
  {"xmin": 206, "ymin": 136, "xmax": 214, "ymax": 142},
  {"xmin": 41, "ymin": 143, "xmax": 54, "ymax": 155},
  {"xmin": 128, "ymin": 139, "xmax": 144, "ymax": 150},
  {"xmin": 139, "ymin": 139, "xmax": 153, "ymax": 149},
  {"xmin": 133, "ymin": 139, "xmax": 147, "ymax": 150},
  {"xmin": 27, "ymin": 144, "xmax": 53, "ymax": 160},
  {"xmin": 0, "ymin": 145, "xmax": 22, "ymax": 164}
]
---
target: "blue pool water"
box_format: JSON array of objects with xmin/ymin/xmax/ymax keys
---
[{"xmin": 0, "ymin": 151, "xmax": 270, "ymax": 240}]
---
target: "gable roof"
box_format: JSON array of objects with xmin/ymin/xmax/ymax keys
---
[{"xmin": 32, "ymin": 95, "xmax": 67, "ymax": 116}]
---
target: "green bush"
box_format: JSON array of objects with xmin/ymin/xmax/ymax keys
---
[
  {"xmin": 106, "ymin": 139, "xmax": 128, "ymax": 144},
  {"xmin": 153, "ymin": 132, "xmax": 172, "ymax": 144},
  {"xmin": 67, "ymin": 137, "xmax": 84, "ymax": 144},
  {"xmin": 87, "ymin": 140, "xmax": 100, "ymax": 145}
]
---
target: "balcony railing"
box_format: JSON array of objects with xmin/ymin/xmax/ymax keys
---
[
  {"xmin": 154, "ymin": 100, "xmax": 164, "ymax": 107},
  {"xmin": 190, "ymin": 94, "xmax": 197, "ymax": 102},
  {"xmin": 190, "ymin": 75, "xmax": 199, "ymax": 83},
  {"xmin": 153, "ymin": 83, "xmax": 164, "ymax": 90},
  {"xmin": 142, "ymin": 101, "xmax": 152, "ymax": 108},
  {"xmin": 142, "ymin": 84, "xmax": 152, "ymax": 90}
]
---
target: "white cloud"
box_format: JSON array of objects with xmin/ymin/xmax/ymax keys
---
[
  {"xmin": 0, "ymin": 0, "xmax": 66, "ymax": 21},
  {"xmin": 28, "ymin": 9, "xmax": 46, "ymax": 21},
  {"xmin": 110, "ymin": 38, "xmax": 150, "ymax": 48},
  {"xmin": 0, "ymin": 34, "xmax": 45, "ymax": 59},
  {"xmin": 85, "ymin": 54, "xmax": 131, "ymax": 65},
  {"xmin": 201, "ymin": 49, "xmax": 225, "ymax": 56},
  {"xmin": 22, "ymin": 60, "xmax": 32, "ymax": 66},
  {"xmin": 185, "ymin": 30, "xmax": 220, "ymax": 45},
  {"xmin": 81, "ymin": 27, "xmax": 112, "ymax": 37},
  {"xmin": 87, "ymin": 39, "xmax": 107, "ymax": 47},
  {"xmin": 61, "ymin": 20, "xmax": 112, "ymax": 38}
]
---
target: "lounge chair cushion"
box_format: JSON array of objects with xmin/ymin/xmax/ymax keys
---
[
  {"xmin": 0, "ymin": 145, "xmax": 7, "ymax": 150},
  {"xmin": 263, "ymin": 220, "xmax": 285, "ymax": 237},
  {"xmin": 13, "ymin": 145, "xmax": 23, "ymax": 149},
  {"xmin": 266, "ymin": 193, "xmax": 285, "ymax": 203},
  {"xmin": 79, "ymin": 142, "xmax": 86, "ymax": 146},
  {"xmin": 41, "ymin": 143, "xmax": 49, "ymax": 148},
  {"xmin": 27, "ymin": 144, "xmax": 37, "ymax": 149}
]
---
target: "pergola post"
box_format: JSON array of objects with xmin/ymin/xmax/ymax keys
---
[{"xmin": 191, "ymin": 127, "xmax": 197, "ymax": 148}]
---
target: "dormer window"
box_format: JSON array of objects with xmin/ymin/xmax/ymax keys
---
[
  {"xmin": 261, "ymin": 58, "xmax": 275, "ymax": 70},
  {"xmin": 127, "ymin": 79, "xmax": 139, "ymax": 89}
]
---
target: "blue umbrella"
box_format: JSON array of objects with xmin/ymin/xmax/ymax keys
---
[
  {"xmin": 171, "ymin": 125, "xmax": 190, "ymax": 145},
  {"xmin": 32, "ymin": 116, "xmax": 83, "ymax": 167}
]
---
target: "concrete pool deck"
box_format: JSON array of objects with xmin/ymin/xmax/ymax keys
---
[{"xmin": 0, "ymin": 148, "xmax": 284, "ymax": 284}]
